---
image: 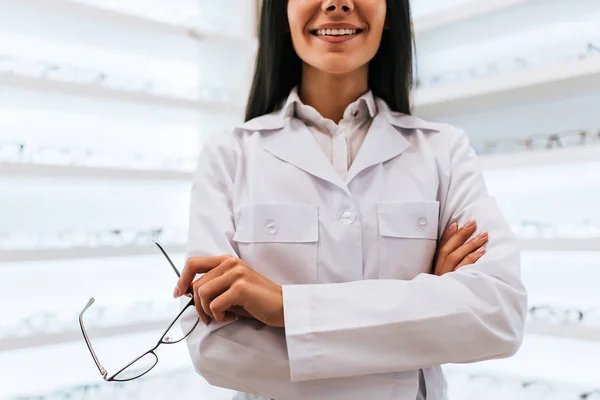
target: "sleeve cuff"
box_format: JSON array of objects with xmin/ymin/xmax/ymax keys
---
[{"xmin": 282, "ymin": 284, "xmax": 319, "ymax": 382}]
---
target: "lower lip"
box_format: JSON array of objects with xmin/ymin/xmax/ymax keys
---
[{"xmin": 312, "ymin": 33, "xmax": 361, "ymax": 44}]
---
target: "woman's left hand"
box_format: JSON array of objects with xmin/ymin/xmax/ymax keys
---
[{"xmin": 173, "ymin": 255, "xmax": 285, "ymax": 328}]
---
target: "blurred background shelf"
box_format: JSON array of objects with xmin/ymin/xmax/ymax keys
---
[
  {"xmin": 413, "ymin": 0, "xmax": 533, "ymax": 34},
  {"xmin": 0, "ymin": 319, "xmax": 170, "ymax": 352},
  {"xmin": 0, "ymin": 162, "xmax": 194, "ymax": 181},
  {"xmin": 19, "ymin": 0, "xmax": 257, "ymax": 46},
  {"xmin": 526, "ymin": 321, "xmax": 600, "ymax": 343},
  {"xmin": 478, "ymin": 144, "xmax": 600, "ymax": 169},
  {"xmin": 0, "ymin": 73, "xmax": 244, "ymax": 114},
  {"xmin": 414, "ymin": 54, "xmax": 600, "ymax": 118},
  {"xmin": 4, "ymin": 319, "xmax": 598, "ymax": 353},
  {"xmin": 1, "ymin": 244, "xmax": 186, "ymax": 262},
  {"xmin": 520, "ymin": 238, "xmax": 600, "ymax": 252}
]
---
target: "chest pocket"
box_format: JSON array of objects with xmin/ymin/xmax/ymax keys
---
[
  {"xmin": 377, "ymin": 201, "xmax": 439, "ymax": 280},
  {"xmin": 233, "ymin": 203, "xmax": 319, "ymax": 285}
]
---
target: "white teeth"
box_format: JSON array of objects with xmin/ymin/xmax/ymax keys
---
[{"xmin": 315, "ymin": 29, "xmax": 358, "ymax": 36}]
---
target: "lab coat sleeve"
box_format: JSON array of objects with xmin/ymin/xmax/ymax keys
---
[
  {"xmin": 180, "ymin": 131, "xmax": 295, "ymax": 397},
  {"xmin": 282, "ymin": 127, "xmax": 528, "ymax": 382}
]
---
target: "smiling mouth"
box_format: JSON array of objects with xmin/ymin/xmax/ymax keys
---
[{"xmin": 310, "ymin": 28, "xmax": 363, "ymax": 37}]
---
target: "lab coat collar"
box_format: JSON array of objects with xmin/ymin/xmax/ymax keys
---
[
  {"xmin": 234, "ymin": 96, "xmax": 440, "ymax": 193},
  {"xmin": 235, "ymin": 96, "xmax": 439, "ymax": 133},
  {"xmin": 261, "ymin": 116, "xmax": 351, "ymax": 195}
]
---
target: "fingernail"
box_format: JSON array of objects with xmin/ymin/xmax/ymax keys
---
[
  {"xmin": 447, "ymin": 222, "xmax": 458, "ymax": 233},
  {"xmin": 173, "ymin": 286, "xmax": 180, "ymax": 298},
  {"xmin": 465, "ymin": 219, "xmax": 476, "ymax": 228},
  {"xmin": 475, "ymin": 246, "xmax": 486, "ymax": 254},
  {"xmin": 476, "ymin": 231, "xmax": 488, "ymax": 240}
]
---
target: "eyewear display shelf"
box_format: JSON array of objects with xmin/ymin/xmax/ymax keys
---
[
  {"xmin": 18, "ymin": 0, "xmax": 258, "ymax": 48},
  {"xmin": 0, "ymin": 0, "xmax": 256, "ymax": 399},
  {"xmin": 0, "ymin": 244, "xmax": 186, "ymax": 263},
  {"xmin": 0, "ymin": 72, "xmax": 246, "ymax": 115},
  {"xmin": 413, "ymin": 0, "xmax": 600, "ymax": 395},
  {"xmin": 413, "ymin": 0, "xmax": 534, "ymax": 34},
  {"xmin": 413, "ymin": 54, "xmax": 600, "ymax": 118},
  {"xmin": 0, "ymin": 162, "xmax": 193, "ymax": 181}
]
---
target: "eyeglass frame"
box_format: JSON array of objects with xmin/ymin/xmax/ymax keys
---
[{"xmin": 78, "ymin": 241, "xmax": 199, "ymax": 382}]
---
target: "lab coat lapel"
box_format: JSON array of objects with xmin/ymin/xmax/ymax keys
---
[
  {"xmin": 261, "ymin": 117, "xmax": 350, "ymax": 195},
  {"xmin": 344, "ymin": 110, "xmax": 410, "ymax": 185}
]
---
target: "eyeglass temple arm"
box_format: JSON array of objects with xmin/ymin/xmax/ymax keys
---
[
  {"xmin": 153, "ymin": 241, "xmax": 194, "ymax": 295},
  {"xmin": 78, "ymin": 298, "xmax": 108, "ymax": 378}
]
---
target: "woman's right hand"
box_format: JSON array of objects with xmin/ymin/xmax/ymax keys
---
[{"xmin": 434, "ymin": 219, "xmax": 488, "ymax": 276}]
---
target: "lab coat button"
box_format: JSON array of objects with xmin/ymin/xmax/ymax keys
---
[
  {"xmin": 264, "ymin": 220, "xmax": 278, "ymax": 235},
  {"xmin": 338, "ymin": 212, "xmax": 355, "ymax": 225},
  {"xmin": 416, "ymin": 217, "xmax": 428, "ymax": 231}
]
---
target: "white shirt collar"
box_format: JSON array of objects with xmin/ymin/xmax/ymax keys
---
[{"xmin": 281, "ymin": 86, "xmax": 378, "ymax": 127}]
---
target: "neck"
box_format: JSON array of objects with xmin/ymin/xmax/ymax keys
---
[{"xmin": 299, "ymin": 64, "xmax": 369, "ymax": 124}]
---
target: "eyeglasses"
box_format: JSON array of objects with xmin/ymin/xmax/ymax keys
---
[
  {"xmin": 509, "ymin": 219, "xmax": 600, "ymax": 239},
  {"xmin": 473, "ymin": 129, "xmax": 600, "ymax": 156},
  {"xmin": 0, "ymin": 141, "xmax": 198, "ymax": 172},
  {"xmin": 581, "ymin": 389, "xmax": 600, "ymax": 399},
  {"xmin": 445, "ymin": 369, "xmax": 600, "ymax": 400},
  {"xmin": 416, "ymin": 41, "xmax": 600, "ymax": 89},
  {"xmin": 529, "ymin": 305, "xmax": 600, "ymax": 327},
  {"xmin": 14, "ymin": 367, "xmax": 201, "ymax": 400},
  {"xmin": 0, "ymin": 52, "xmax": 239, "ymax": 105},
  {"xmin": 0, "ymin": 227, "xmax": 186, "ymax": 251},
  {"xmin": 79, "ymin": 242, "xmax": 199, "ymax": 382}
]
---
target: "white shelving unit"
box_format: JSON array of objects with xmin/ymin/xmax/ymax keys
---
[
  {"xmin": 0, "ymin": 73, "xmax": 245, "ymax": 114},
  {"xmin": 526, "ymin": 321, "xmax": 600, "ymax": 343},
  {"xmin": 520, "ymin": 238, "xmax": 600, "ymax": 252},
  {"xmin": 0, "ymin": 162, "xmax": 193, "ymax": 181},
  {"xmin": 413, "ymin": 55, "xmax": 600, "ymax": 118},
  {"xmin": 413, "ymin": 0, "xmax": 533, "ymax": 34},
  {"xmin": 19, "ymin": 0, "xmax": 258, "ymax": 47},
  {"xmin": 414, "ymin": 0, "xmax": 600, "ymax": 396},
  {"xmin": 1, "ymin": 244, "xmax": 186, "ymax": 263},
  {"xmin": 478, "ymin": 143, "xmax": 600, "ymax": 170},
  {"xmin": 0, "ymin": 319, "xmax": 170, "ymax": 351},
  {"xmin": 3, "ymin": 317, "xmax": 597, "ymax": 354}
]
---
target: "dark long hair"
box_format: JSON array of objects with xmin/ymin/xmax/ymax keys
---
[{"xmin": 245, "ymin": 0, "xmax": 415, "ymax": 122}]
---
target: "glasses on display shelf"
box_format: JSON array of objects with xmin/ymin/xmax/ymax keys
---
[
  {"xmin": 416, "ymin": 41, "xmax": 599, "ymax": 89},
  {"xmin": 0, "ymin": 141, "xmax": 198, "ymax": 171},
  {"xmin": 529, "ymin": 305, "xmax": 600, "ymax": 328},
  {"xmin": 0, "ymin": 298, "xmax": 183, "ymax": 339},
  {"xmin": 509, "ymin": 220, "xmax": 600, "ymax": 239},
  {"xmin": 446, "ymin": 370, "xmax": 599, "ymax": 400},
  {"xmin": 581, "ymin": 389, "xmax": 600, "ymax": 399},
  {"xmin": 79, "ymin": 242, "xmax": 199, "ymax": 382},
  {"xmin": 0, "ymin": 227, "xmax": 187, "ymax": 251},
  {"xmin": 473, "ymin": 129, "xmax": 600, "ymax": 156},
  {"xmin": 416, "ymin": 57, "xmax": 528, "ymax": 89},
  {"xmin": 14, "ymin": 368, "xmax": 198, "ymax": 400},
  {"xmin": 0, "ymin": 53, "xmax": 235, "ymax": 103}
]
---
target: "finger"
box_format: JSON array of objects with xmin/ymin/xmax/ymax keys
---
[
  {"xmin": 454, "ymin": 246, "xmax": 487, "ymax": 270},
  {"xmin": 175, "ymin": 255, "xmax": 232, "ymax": 297},
  {"xmin": 193, "ymin": 256, "xmax": 239, "ymax": 291},
  {"xmin": 435, "ymin": 219, "xmax": 478, "ymax": 275},
  {"xmin": 444, "ymin": 231, "xmax": 488, "ymax": 272},
  {"xmin": 438, "ymin": 222, "xmax": 458, "ymax": 248},
  {"xmin": 192, "ymin": 281, "xmax": 213, "ymax": 325},
  {"xmin": 210, "ymin": 284, "xmax": 245, "ymax": 322},
  {"xmin": 197, "ymin": 271, "xmax": 238, "ymax": 317}
]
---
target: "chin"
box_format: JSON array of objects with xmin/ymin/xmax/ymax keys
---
[{"xmin": 312, "ymin": 56, "xmax": 362, "ymax": 76}]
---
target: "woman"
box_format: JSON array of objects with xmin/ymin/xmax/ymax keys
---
[{"xmin": 175, "ymin": 1, "xmax": 527, "ymax": 399}]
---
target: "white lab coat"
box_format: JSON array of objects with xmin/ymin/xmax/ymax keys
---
[{"xmin": 180, "ymin": 97, "xmax": 528, "ymax": 400}]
